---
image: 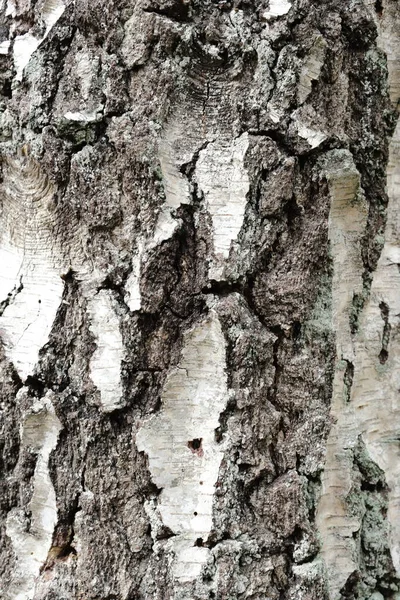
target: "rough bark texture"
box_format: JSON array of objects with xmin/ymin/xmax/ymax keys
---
[{"xmin": 0, "ymin": 0, "xmax": 399, "ymax": 599}]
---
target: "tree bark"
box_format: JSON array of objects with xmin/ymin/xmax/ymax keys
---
[{"xmin": 0, "ymin": 0, "xmax": 399, "ymax": 599}]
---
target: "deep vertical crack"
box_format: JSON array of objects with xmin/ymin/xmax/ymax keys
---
[{"xmin": 378, "ymin": 301, "xmax": 390, "ymax": 364}]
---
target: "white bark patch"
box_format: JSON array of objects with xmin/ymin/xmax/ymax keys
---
[
  {"xmin": 155, "ymin": 119, "xmax": 205, "ymax": 248},
  {"xmin": 0, "ymin": 156, "xmax": 64, "ymax": 380},
  {"xmin": 87, "ymin": 290, "xmax": 124, "ymax": 412},
  {"xmin": 158, "ymin": 137, "xmax": 192, "ymax": 209},
  {"xmin": 6, "ymin": 390, "xmax": 62, "ymax": 600},
  {"xmin": 136, "ymin": 312, "xmax": 229, "ymax": 584},
  {"xmin": 316, "ymin": 150, "xmax": 368, "ymax": 599},
  {"xmin": 13, "ymin": 0, "xmax": 65, "ymax": 81},
  {"xmin": 350, "ymin": 119, "xmax": 400, "ymax": 574},
  {"xmin": 363, "ymin": 0, "xmax": 400, "ymax": 106},
  {"xmin": 195, "ymin": 134, "xmax": 250, "ymax": 279},
  {"xmin": 13, "ymin": 33, "xmax": 40, "ymax": 81},
  {"xmin": 262, "ymin": 0, "xmax": 291, "ymax": 20},
  {"xmin": 6, "ymin": 0, "xmax": 17, "ymax": 17},
  {"xmin": 327, "ymin": 154, "xmax": 367, "ymax": 362},
  {"xmin": 297, "ymin": 122, "xmax": 327, "ymax": 149},
  {"xmin": 297, "ymin": 35, "xmax": 326, "ymax": 105},
  {"xmin": 124, "ymin": 211, "xmax": 181, "ymax": 310},
  {"xmin": 318, "ymin": 123, "xmax": 400, "ymax": 595},
  {"xmin": 0, "ymin": 40, "xmax": 10, "ymax": 54},
  {"xmin": 157, "ymin": 118, "xmax": 198, "ymax": 210},
  {"xmin": 125, "ymin": 210, "xmax": 181, "ymax": 310},
  {"xmin": 63, "ymin": 110, "xmax": 100, "ymax": 123},
  {"xmin": 317, "ymin": 9, "xmax": 400, "ymax": 594},
  {"xmin": 150, "ymin": 207, "xmax": 180, "ymax": 249},
  {"xmin": 74, "ymin": 47, "xmax": 99, "ymax": 102},
  {"xmin": 268, "ymin": 107, "xmax": 281, "ymax": 123},
  {"xmin": 124, "ymin": 242, "xmax": 143, "ymax": 312},
  {"xmin": 41, "ymin": 0, "xmax": 65, "ymax": 34}
]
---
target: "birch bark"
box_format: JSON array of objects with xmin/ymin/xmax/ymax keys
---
[{"xmin": 0, "ymin": 1, "xmax": 399, "ymax": 599}]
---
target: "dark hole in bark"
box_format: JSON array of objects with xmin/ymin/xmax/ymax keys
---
[
  {"xmin": 379, "ymin": 348, "xmax": 389, "ymax": 364},
  {"xmin": 194, "ymin": 511, "xmax": 198, "ymax": 516},
  {"xmin": 375, "ymin": 0, "xmax": 383, "ymax": 16},
  {"xmin": 361, "ymin": 479, "xmax": 384, "ymax": 492},
  {"xmin": 59, "ymin": 544, "xmax": 77, "ymax": 558},
  {"xmin": 215, "ymin": 427, "xmax": 223, "ymax": 443},
  {"xmin": 292, "ymin": 321, "xmax": 301, "ymax": 340},
  {"xmin": 25, "ymin": 375, "xmax": 46, "ymax": 395},
  {"xmin": 60, "ymin": 268, "xmax": 76, "ymax": 282},
  {"xmin": 188, "ymin": 438, "xmax": 202, "ymax": 451},
  {"xmin": 156, "ymin": 525, "xmax": 175, "ymax": 541},
  {"xmin": 3, "ymin": 80, "xmax": 12, "ymax": 98},
  {"xmin": 195, "ymin": 537, "xmax": 203, "ymax": 546},
  {"xmin": 286, "ymin": 195, "xmax": 302, "ymax": 228}
]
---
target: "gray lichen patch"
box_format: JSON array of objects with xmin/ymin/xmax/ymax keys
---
[
  {"xmin": 302, "ymin": 273, "xmax": 332, "ymax": 341},
  {"xmin": 136, "ymin": 311, "xmax": 229, "ymax": 586}
]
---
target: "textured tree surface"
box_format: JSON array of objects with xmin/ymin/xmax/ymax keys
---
[{"xmin": 0, "ymin": 0, "xmax": 399, "ymax": 599}]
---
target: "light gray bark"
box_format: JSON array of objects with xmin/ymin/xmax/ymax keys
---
[{"xmin": 0, "ymin": 0, "xmax": 399, "ymax": 599}]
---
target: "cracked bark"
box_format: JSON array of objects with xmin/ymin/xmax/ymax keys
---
[{"xmin": 0, "ymin": 0, "xmax": 399, "ymax": 599}]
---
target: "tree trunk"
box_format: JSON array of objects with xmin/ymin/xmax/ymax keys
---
[{"xmin": 0, "ymin": 0, "xmax": 399, "ymax": 598}]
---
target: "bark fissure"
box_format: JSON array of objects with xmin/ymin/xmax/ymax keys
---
[
  {"xmin": 0, "ymin": 275, "xmax": 24, "ymax": 317},
  {"xmin": 378, "ymin": 300, "xmax": 391, "ymax": 364}
]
